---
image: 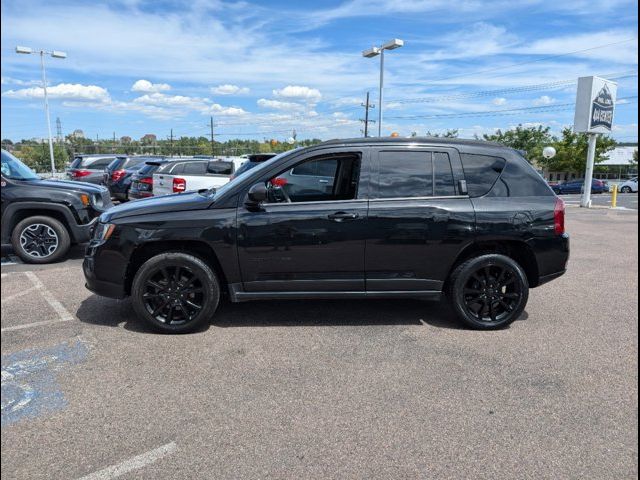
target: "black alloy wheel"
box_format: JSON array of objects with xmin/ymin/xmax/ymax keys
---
[{"xmin": 131, "ymin": 252, "xmax": 220, "ymax": 333}]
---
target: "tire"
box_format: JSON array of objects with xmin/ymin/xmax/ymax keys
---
[
  {"xmin": 448, "ymin": 254, "xmax": 529, "ymax": 330},
  {"xmin": 131, "ymin": 252, "xmax": 220, "ymax": 333},
  {"xmin": 11, "ymin": 215, "xmax": 71, "ymax": 264},
  {"xmin": 621, "ymin": 186, "xmax": 632, "ymax": 194}
]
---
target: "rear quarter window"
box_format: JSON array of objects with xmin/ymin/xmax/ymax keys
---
[{"xmin": 460, "ymin": 154, "xmax": 506, "ymax": 197}]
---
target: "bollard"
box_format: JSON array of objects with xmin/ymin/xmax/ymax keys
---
[{"xmin": 611, "ymin": 184, "xmax": 618, "ymax": 208}]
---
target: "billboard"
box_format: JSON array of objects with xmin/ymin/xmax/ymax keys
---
[{"xmin": 574, "ymin": 76, "xmax": 618, "ymax": 134}]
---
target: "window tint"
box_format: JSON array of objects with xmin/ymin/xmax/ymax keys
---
[
  {"xmin": 137, "ymin": 163, "xmax": 161, "ymax": 175},
  {"xmin": 460, "ymin": 154, "xmax": 506, "ymax": 197},
  {"xmin": 90, "ymin": 157, "xmax": 117, "ymax": 169},
  {"xmin": 169, "ymin": 163, "xmax": 185, "ymax": 174},
  {"xmin": 292, "ymin": 158, "xmax": 338, "ymax": 177},
  {"xmin": 207, "ymin": 161, "xmax": 233, "ymax": 175},
  {"xmin": 378, "ymin": 151, "xmax": 433, "ymax": 198},
  {"xmin": 124, "ymin": 157, "xmax": 152, "ymax": 169},
  {"xmin": 434, "ymin": 152, "xmax": 455, "ymax": 196},
  {"xmin": 182, "ymin": 162, "xmax": 207, "ymax": 175},
  {"xmin": 267, "ymin": 154, "xmax": 360, "ymax": 203},
  {"xmin": 489, "ymin": 156, "xmax": 554, "ymax": 197}
]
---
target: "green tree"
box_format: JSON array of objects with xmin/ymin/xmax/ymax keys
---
[
  {"xmin": 483, "ymin": 125, "xmax": 554, "ymax": 165},
  {"xmin": 426, "ymin": 129, "xmax": 459, "ymax": 138},
  {"xmin": 13, "ymin": 143, "xmax": 69, "ymax": 173},
  {"xmin": 541, "ymin": 127, "xmax": 617, "ymax": 173}
]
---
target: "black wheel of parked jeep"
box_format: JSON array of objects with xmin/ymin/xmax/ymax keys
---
[
  {"xmin": 11, "ymin": 215, "xmax": 71, "ymax": 264},
  {"xmin": 449, "ymin": 254, "xmax": 529, "ymax": 330},
  {"xmin": 131, "ymin": 252, "xmax": 220, "ymax": 333}
]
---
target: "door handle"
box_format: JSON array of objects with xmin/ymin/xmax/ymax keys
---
[
  {"xmin": 328, "ymin": 212, "xmax": 359, "ymax": 221},
  {"xmin": 318, "ymin": 179, "xmax": 329, "ymax": 184}
]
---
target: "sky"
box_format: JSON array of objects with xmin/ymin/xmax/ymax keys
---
[{"xmin": 0, "ymin": 0, "xmax": 638, "ymax": 143}]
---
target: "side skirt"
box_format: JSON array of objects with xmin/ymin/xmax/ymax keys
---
[{"xmin": 228, "ymin": 283, "xmax": 442, "ymax": 303}]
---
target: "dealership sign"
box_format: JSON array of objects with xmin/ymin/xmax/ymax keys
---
[{"xmin": 574, "ymin": 76, "xmax": 618, "ymax": 134}]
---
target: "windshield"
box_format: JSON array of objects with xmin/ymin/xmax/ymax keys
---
[
  {"xmin": 212, "ymin": 148, "xmax": 301, "ymax": 198},
  {"xmin": 1, "ymin": 150, "xmax": 39, "ymax": 180}
]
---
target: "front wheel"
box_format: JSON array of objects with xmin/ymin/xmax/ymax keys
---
[
  {"xmin": 449, "ymin": 254, "xmax": 529, "ymax": 330},
  {"xmin": 621, "ymin": 186, "xmax": 632, "ymax": 193},
  {"xmin": 11, "ymin": 215, "xmax": 71, "ymax": 264},
  {"xmin": 131, "ymin": 252, "xmax": 220, "ymax": 333}
]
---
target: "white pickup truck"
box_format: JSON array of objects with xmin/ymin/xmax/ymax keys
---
[{"xmin": 153, "ymin": 157, "xmax": 245, "ymax": 196}]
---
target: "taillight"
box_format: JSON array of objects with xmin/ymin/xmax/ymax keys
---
[
  {"xmin": 554, "ymin": 197, "xmax": 565, "ymax": 235},
  {"xmin": 271, "ymin": 177, "xmax": 287, "ymax": 187},
  {"xmin": 111, "ymin": 169, "xmax": 126, "ymax": 182},
  {"xmin": 173, "ymin": 177, "xmax": 186, "ymax": 193},
  {"xmin": 73, "ymin": 169, "xmax": 91, "ymax": 178},
  {"xmin": 140, "ymin": 177, "xmax": 153, "ymax": 185}
]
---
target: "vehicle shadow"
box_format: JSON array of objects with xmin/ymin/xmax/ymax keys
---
[{"xmin": 75, "ymin": 294, "xmax": 500, "ymax": 333}]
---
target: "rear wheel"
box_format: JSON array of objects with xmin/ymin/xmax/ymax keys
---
[
  {"xmin": 621, "ymin": 186, "xmax": 632, "ymax": 193},
  {"xmin": 449, "ymin": 254, "xmax": 529, "ymax": 330},
  {"xmin": 11, "ymin": 215, "xmax": 71, "ymax": 264},
  {"xmin": 131, "ymin": 252, "xmax": 220, "ymax": 333}
]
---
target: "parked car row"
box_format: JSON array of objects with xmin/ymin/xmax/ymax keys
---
[
  {"xmin": 548, "ymin": 177, "xmax": 638, "ymax": 194},
  {"xmin": 66, "ymin": 154, "xmax": 249, "ymax": 201}
]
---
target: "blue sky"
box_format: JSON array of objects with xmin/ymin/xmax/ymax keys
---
[{"xmin": 1, "ymin": 0, "xmax": 638, "ymax": 142}]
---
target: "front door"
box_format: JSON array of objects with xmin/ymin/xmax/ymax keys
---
[{"xmin": 237, "ymin": 148, "xmax": 369, "ymax": 292}]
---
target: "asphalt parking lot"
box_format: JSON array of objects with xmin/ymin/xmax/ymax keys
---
[
  {"xmin": 559, "ymin": 191, "xmax": 638, "ymax": 210},
  {"xmin": 1, "ymin": 207, "xmax": 638, "ymax": 479}
]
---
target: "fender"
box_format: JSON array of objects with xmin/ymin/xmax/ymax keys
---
[{"xmin": 1, "ymin": 201, "xmax": 92, "ymax": 244}]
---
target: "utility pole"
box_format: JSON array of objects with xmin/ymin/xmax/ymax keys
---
[
  {"xmin": 360, "ymin": 91, "xmax": 375, "ymax": 137},
  {"xmin": 209, "ymin": 116, "xmax": 215, "ymax": 157},
  {"xmin": 112, "ymin": 131, "xmax": 116, "ymax": 153},
  {"xmin": 169, "ymin": 129, "xmax": 174, "ymax": 156},
  {"xmin": 56, "ymin": 117, "xmax": 62, "ymax": 143}
]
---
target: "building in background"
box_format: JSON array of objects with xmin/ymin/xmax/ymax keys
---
[{"xmin": 546, "ymin": 144, "xmax": 638, "ymax": 183}]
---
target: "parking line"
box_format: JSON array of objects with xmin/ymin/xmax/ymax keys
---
[
  {"xmin": 1, "ymin": 286, "xmax": 38, "ymax": 304},
  {"xmin": 75, "ymin": 442, "xmax": 177, "ymax": 480},
  {"xmin": 1, "ymin": 272, "xmax": 75, "ymax": 333}
]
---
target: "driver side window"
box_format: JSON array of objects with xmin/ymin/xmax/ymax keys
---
[{"xmin": 265, "ymin": 153, "xmax": 361, "ymax": 203}]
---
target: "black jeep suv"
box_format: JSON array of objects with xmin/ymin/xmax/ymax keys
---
[
  {"xmin": 1, "ymin": 149, "xmax": 112, "ymax": 263},
  {"xmin": 84, "ymin": 138, "xmax": 569, "ymax": 333}
]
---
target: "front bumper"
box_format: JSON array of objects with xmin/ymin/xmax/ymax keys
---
[{"xmin": 83, "ymin": 254, "xmax": 126, "ymax": 299}]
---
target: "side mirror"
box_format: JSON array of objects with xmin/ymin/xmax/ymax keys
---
[{"xmin": 245, "ymin": 182, "xmax": 267, "ymax": 209}]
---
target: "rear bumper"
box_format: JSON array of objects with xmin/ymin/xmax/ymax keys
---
[{"xmin": 534, "ymin": 233, "xmax": 570, "ymax": 287}]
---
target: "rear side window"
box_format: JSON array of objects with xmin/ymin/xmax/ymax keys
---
[
  {"xmin": 124, "ymin": 157, "xmax": 151, "ymax": 169},
  {"xmin": 90, "ymin": 157, "xmax": 117, "ymax": 169},
  {"xmin": 182, "ymin": 162, "xmax": 207, "ymax": 175},
  {"xmin": 138, "ymin": 163, "xmax": 161, "ymax": 175},
  {"xmin": 70, "ymin": 157, "xmax": 82, "ymax": 168},
  {"xmin": 207, "ymin": 161, "xmax": 234, "ymax": 175},
  {"xmin": 460, "ymin": 154, "xmax": 506, "ymax": 197},
  {"xmin": 378, "ymin": 151, "xmax": 433, "ymax": 198}
]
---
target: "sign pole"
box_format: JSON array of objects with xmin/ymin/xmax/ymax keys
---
[{"xmin": 580, "ymin": 133, "xmax": 598, "ymax": 208}]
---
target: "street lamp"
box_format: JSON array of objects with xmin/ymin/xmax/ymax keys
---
[
  {"xmin": 362, "ymin": 38, "xmax": 404, "ymax": 137},
  {"xmin": 15, "ymin": 46, "xmax": 67, "ymax": 176}
]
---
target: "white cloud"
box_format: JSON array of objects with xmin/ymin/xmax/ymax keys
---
[
  {"xmin": 257, "ymin": 98, "xmax": 307, "ymax": 111},
  {"xmin": 205, "ymin": 104, "xmax": 247, "ymax": 116},
  {"xmin": 131, "ymin": 79, "xmax": 171, "ymax": 93},
  {"xmin": 2, "ymin": 83, "xmax": 110, "ymax": 102},
  {"xmin": 492, "ymin": 97, "xmax": 507, "ymax": 106},
  {"xmin": 1, "ymin": 76, "xmax": 40, "ymax": 86},
  {"xmin": 534, "ymin": 95, "xmax": 555, "ymax": 105},
  {"xmin": 211, "ymin": 84, "xmax": 250, "ymax": 95},
  {"xmin": 273, "ymin": 85, "xmax": 322, "ymax": 103},
  {"xmin": 133, "ymin": 92, "xmax": 205, "ymax": 109}
]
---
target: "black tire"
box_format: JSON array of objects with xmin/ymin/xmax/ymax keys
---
[
  {"xmin": 448, "ymin": 254, "xmax": 529, "ymax": 330},
  {"xmin": 131, "ymin": 252, "xmax": 220, "ymax": 333},
  {"xmin": 621, "ymin": 186, "xmax": 632, "ymax": 194},
  {"xmin": 11, "ymin": 215, "xmax": 71, "ymax": 264}
]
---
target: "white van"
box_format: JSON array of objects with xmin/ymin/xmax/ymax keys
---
[{"xmin": 153, "ymin": 157, "xmax": 246, "ymax": 196}]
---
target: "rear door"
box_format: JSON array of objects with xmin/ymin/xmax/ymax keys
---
[{"xmin": 365, "ymin": 147, "xmax": 475, "ymax": 293}]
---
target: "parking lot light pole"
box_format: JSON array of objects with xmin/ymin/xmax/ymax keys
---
[
  {"xmin": 362, "ymin": 39, "xmax": 404, "ymax": 137},
  {"xmin": 15, "ymin": 46, "xmax": 67, "ymax": 177}
]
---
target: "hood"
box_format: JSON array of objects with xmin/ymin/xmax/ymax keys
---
[
  {"xmin": 101, "ymin": 191, "xmax": 214, "ymax": 222},
  {"xmin": 27, "ymin": 178, "xmax": 109, "ymax": 195}
]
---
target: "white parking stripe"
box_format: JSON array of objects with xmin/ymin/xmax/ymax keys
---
[
  {"xmin": 1, "ymin": 286, "xmax": 38, "ymax": 304},
  {"xmin": 75, "ymin": 442, "xmax": 177, "ymax": 480},
  {"xmin": 23, "ymin": 271, "xmax": 74, "ymax": 322},
  {"xmin": 1, "ymin": 318, "xmax": 74, "ymax": 332}
]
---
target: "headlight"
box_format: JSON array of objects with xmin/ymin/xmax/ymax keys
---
[
  {"xmin": 93, "ymin": 222, "xmax": 116, "ymax": 241},
  {"xmin": 92, "ymin": 193, "xmax": 104, "ymax": 209}
]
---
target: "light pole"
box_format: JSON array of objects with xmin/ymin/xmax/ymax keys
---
[
  {"xmin": 362, "ymin": 38, "xmax": 404, "ymax": 137},
  {"xmin": 15, "ymin": 46, "xmax": 67, "ymax": 176}
]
